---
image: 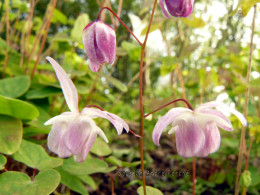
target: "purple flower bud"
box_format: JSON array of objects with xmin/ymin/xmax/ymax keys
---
[
  {"xmin": 82, "ymin": 20, "xmax": 116, "ymax": 72},
  {"xmin": 159, "ymin": 0, "xmax": 195, "ymax": 18}
]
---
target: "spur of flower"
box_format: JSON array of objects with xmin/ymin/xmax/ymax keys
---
[
  {"xmin": 82, "ymin": 20, "xmax": 116, "ymax": 72},
  {"xmin": 159, "ymin": 0, "xmax": 195, "ymax": 18},
  {"xmin": 45, "ymin": 57, "xmax": 129, "ymax": 162},
  {"xmin": 152, "ymin": 101, "xmax": 247, "ymax": 157}
]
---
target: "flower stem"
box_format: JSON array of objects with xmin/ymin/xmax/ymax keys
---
[
  {"xmin": 138, "ymin": 1, "xmax": 157, "ymax": 194},
  {"xmin": 97, "ymin": 7, "xmax": 142, "ymax": 46},
  {"xmin": 235, "ymin": 5, "xmax": 257, "ymax": 195},
  {"xmin": 30, "ymin": 0, "xmax": 57, "ymax": 80},
  {"xmin": 144, "ymin": 98, "xmax": 194, "ymax": 118},
  {"xmin": 192, "ymin": 157, "xmax": 196, "ymax": 195},
  {"xmin": 2, "ymin": 0, "xmax": 10, "ymax": 78}
]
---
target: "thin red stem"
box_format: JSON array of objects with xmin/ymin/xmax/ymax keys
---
[
  {"xmin": 87, "ymin": 104, "xmax": 105, "ymax": 111},
  {"xmin": 4, "ymin": 167, "xmax": 8, "ymax": 172},
  {"xmin": 138, "ymin": 1, "xmax": 157, "ymax": 194},
  {"xmin": 97, "ymin": 7, "xmax": 142, "ymax": 46},
  {"xmin": 144, "ymin": 98, "xmax": 193, "ymax": 118},
  {"xmin": 192, "ymin": 157, "xmax": 196, "ymax": 195},
  {"xmin": 32, "ymin": 168, "xmax": 37, "ymax": 181}
]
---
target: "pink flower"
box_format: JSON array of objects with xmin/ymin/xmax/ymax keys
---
[
  {"xmin": 159, "ymin": 0, "xmax": 195, "ymax": 18},
  {"xmin": 152, "ymin": 101, "xmax": 247, "ymax": 157},
  {"xmin": 45, "ymin": 57, "xmax": 129, "ymax": 162},
  {"xmin": 82, "ymin": 20, "xmax": 116, "ymax": 72}
]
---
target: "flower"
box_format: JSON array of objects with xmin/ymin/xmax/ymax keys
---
[
  {"xmin": 159, "ymin": 0, "xmax": 195, "ymax": 18},
  {"xmin": 152, "ymin": 101, "xmax": 247, "ymax": 157},
  {"xmin": 45, "ymin": 57, "xmax": 129, "ymax": 162},
  {"xmin": 82, "ymin": 20, "xmax": 116, "ymax": 72}
]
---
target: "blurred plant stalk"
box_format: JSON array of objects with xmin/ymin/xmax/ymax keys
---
[{"xmin": 235, "ymin": 4, "xmax": 257, "ymax": 195}]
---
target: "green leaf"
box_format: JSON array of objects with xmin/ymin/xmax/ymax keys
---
[
  {"xmin": 78, "ymin": 175, "xmax": 97, "ymax": 190},
  {"xmin": 27, "ymin": 106, "xmax": 51, "ymax": 135},
  {"xmin": 62, "ymin": 156, "xmax": 116, "ymax": 176},
  {"xmin": 56, "ymin": 167, "xmax": 89, "ymax": 195},
  {"xmin": 71, "ymin": 13, "xmax": 89, "ymax": 42},
  {"xmin": 160, "ymin": 64, "xmax": 176, "ymax": 77},
  {"xmin": 209, "ymin": 172, "xmax": 226, "ymax": 184},
  {"xmin": 98, "ymin": 73, "xmax": 127, "ymax": 92},
  {"xmin": 141, "ymin": 23, "xmax": 162, "ymax": 36},
  {"xmin": 249, "ymin": 77, "xmax": 260, "ymax": 88},
  {"xmin": 106, "ymin": 156, "xmax": 141, "ymax": 168},
  {"xmin": 12, "ymin": 140, "xmax": 63, "ymax": 170},
  {"xmin": 90, "ymin": 137, "xmax": 112, "ymax": 156},
  {"xmin": 121, "ymin": 41, "xmax": 141, "ymax": 61},
  {"xmin": 240, "ymin": 170, "xmax": 251, "ymax": 188},
  {"xmin": 182, "ymin": 16, "xmax": 206, "ymax": 28},
  {"xmin": 0, "ymin": 115, "xmax": 22, "ymax": 155},
  {"xmin": 52, "ymin": 8, "xmax": 67, "ymax": 24},
  {"xmin": 0, "ymin": 169, "xmax": 60, "ymax": 195},
  {"xmin": 0, "ymin": 95, "xmax": 39, "ymax": 120},
  {"xmin": 25, "ymin": 87, "xmax": 61, "ymax": 99},
  {"xmin": 137, "ymin": 186, "xmax": 164, "ymax": 195},
  {"xmin": 0, "ymin": 76, "xmax": 30, "ymax": 98},
  {"xmin": 0, "ymin": 154, "xmax": 7, "ymax": 170},
  {"xmin": 241, "ymin": 0, "xmax": 259, "ymax": 17}
]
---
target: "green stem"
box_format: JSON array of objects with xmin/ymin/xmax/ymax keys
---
[
  {"xmin": 139, "ymin": 1, "xmax": 157, "ymax": 194},
  {"xmin": 234, "ymin": 4, "xmax": 257, "ymax": 195}
]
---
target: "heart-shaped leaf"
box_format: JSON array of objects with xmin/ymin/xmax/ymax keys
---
[
  {"xmin": 0, "ymin": 95, "xmax": 39, "ymax": 120},
  {"xmin": 0, "ymin": 169, "xmax": 60, "ymax": 194},
  {"xmin": 0, "ymin": 115, "xmax": 22, "ymax": 155},
  {"xmin": 62, "ymin": 156, "xmax": 116, "ymax": 176},
  {"xmin": 0, "ymin": 76, "xmax": 30, "ymax": 98},
  {"xmin": 0, "ymin": 154, "xmax": 7, "ymax": 170},
  {"xmin": 12, "ymin": 140, "xmax": 63, "ymax": 170}
]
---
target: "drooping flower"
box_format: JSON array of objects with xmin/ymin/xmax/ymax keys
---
[
  {"xmin": 152, "ymin": 101, "xmax": 247, "ymax": 157},
  {"xmin": 159, "ymin": 0, "xmax": 195, "ymax": 18},
  {"xmin": 82, "ymin": 20, "xmax": 116, "ymax": 72},
  {"xmin": 45, "ymin": 57, "xmax": 129, "ymax": 162}
]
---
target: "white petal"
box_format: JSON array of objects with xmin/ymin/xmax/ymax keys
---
[
  {"xmin": 196, "ymin": 101, "xmax": 247, "ymax": 127},
  {"xmin": 197, "ymin": 109, "xmax": 233, "ymax": 131},
  {"xmin": 195, "ymin": 112, "xmax": 232, "ymax": 129},
  {"xmin": 44, "ymin": 112, "xmax": 76, "ymax": 125},
  {"xmin": 46, "ymin": 57, "xmax": 79, "ymax": 113},
  {"xmin": 81, "ymin": 108, "xmax": 129, "ymax": 134},
  {"xmin": 152, "ymin": 108, "xmax": 192, "ymax": 146},
  {"xmin": 97, "ymin": 127, "xmax": 109, "ymax": 143}
]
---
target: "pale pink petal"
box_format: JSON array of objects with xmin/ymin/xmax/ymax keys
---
[
  {"xmin": 175, "ymin": 119, "xmax": 205, "ymax": 157},
  {"xmin": 46, "ymin": 57, "xmax": 79, "ymax": 113},
  {"xmin": 196, "ymin": 122, "xmax": 221, "ymax": 157},
  {"xmin": 152, "ymin": 108, "xmax": 192, "ymax": 146},
  {"xmin": 196, "ymin": 101, "xmax": 247, "ymax": 127},
  {"xmin": 47, "ymin": 122, "xmax": 72, "ymax": 158},
  {"xmin": 197, "ymin": 109, "xmax": 233, "ymax": 131},
  {"xmin": 81, "ymin": 108, "xmax": 129, "ymax": 134},
  {"xmin": 95, "ymin": 21, "xmax": 116, "ymax": 64},
  {"xmin": 159, "ymin": 0, "xmax": 171, "ymax": 18},
  {"xmin": 74, "ymin": 131, "xmax": 97, "ymax": 163}
]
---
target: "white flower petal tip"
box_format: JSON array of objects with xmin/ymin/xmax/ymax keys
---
[
  {"xmin": 152, "ymin": 101, "xmax": 245, "ymax": 157},
  {"xmin": 46, "ymin": 57, "xmax": 79, "ymax": 113}
]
